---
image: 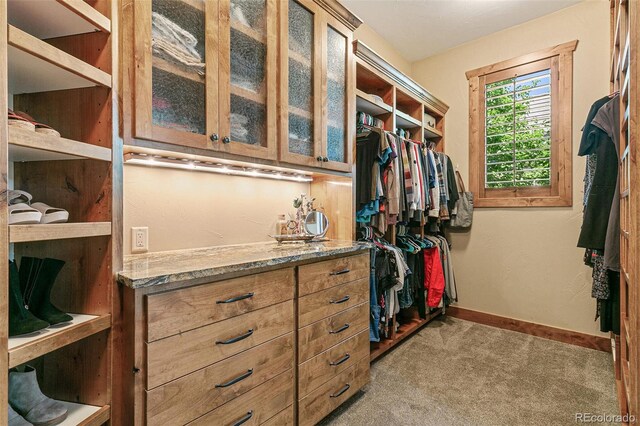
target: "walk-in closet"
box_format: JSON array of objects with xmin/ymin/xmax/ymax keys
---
[{"xmin": 0, "ymin": 0, "xmax": 636, "ymax": 425}]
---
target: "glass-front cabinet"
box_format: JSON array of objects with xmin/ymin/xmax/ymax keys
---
[
  {"xmin": 280, "ymin": 0, "xmax": 353, "ymax": 172},
  {"xmin": 135, "ymin": 0, "xmax": 277, "ymax": 158},
  {"xmin": 134, "ymin": 0, "xmax": 354, "ymax": 170}
]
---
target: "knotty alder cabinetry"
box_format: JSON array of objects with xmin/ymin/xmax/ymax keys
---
[
  {"xmin": 120, "ymin": 251, "xmax": 370, "ymax": 425},
  {"xmin": 127, "ymin": 0, "xmax": 360, "ymax": 172}
]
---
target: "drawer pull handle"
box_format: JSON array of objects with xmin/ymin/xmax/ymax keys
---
[
  {"xmin": 216, "ymin": 329, "xmax": 254, "ymax": 345},
  {"xmin": 232, "ymin": 411, "xmax": 254, "ymax": 426},
  {"xmin": 330, "ymin": 383, "xmax": 351, "ymax": 398},
  {"xmin": 216, "ymin": 292, "xmax": 254, "ymax": 304},
  {"xmin": 329, "ymin": 323, "xmax": 350, "ymax": 334},
  {"xmin": 330, "ymin": 268, "xmax": 351, "ymax": 276},
  {"xmin": 329, "ymin": 353, "xmax": 350, "ymax": 366},
  {"xmin": 330, "ymin": 295, "xmax": 350, "ymax": 304},
  {"xmin": 215, "ymin": 369, "xmax": 253, "ymax": 388}
]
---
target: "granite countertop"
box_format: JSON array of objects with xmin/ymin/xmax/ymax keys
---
[{"xmin": 118, "ymin": 240, "xmax": 371, "ymax": 289}]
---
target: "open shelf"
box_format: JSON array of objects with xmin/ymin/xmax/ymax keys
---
[
  {"xmin": 7, "ymin": 0, "xmax": 110, "ymax": 39},
  {"xmin": 9, "ymin": 127, "xmax": 112, "ymax": 162},
  {"xmin": 355, "ymin": 89, "xmax": 392, "ymax": 115},
  {"xmin": 231, "ymin": 21, "xmax": 266, "ymax": 43},
  {"xmin": 10, "ymin": 222, "xmax": 112, "ymax": 243},
  {"xmin": 59, "ymin": 402, "xmax": 110, "ymax": 426},
  {"xmin": 424, "ymin": 125, "xmax": 443, "ymax": 139},
  {"xmin": 8, "ymin": 25, "xmax": 112, "ymax": 94},
  {"xmin": 395, "ymin": 110, "xmax": 421, "ymax": 129},
  {"xmin": 370, "ymin": 310, "xmax": 441, "ymax": 362},
  {"xmin": 9, "ymin": 314, "xmax": 111, "ymax": 368}
]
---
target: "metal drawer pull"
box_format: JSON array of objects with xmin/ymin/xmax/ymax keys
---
[
  {"xmin": 232, "ymin": 411, "xmax": 254, "ymax": 426},
  {"xmin": 329, "ymin": 353, "xmax": 350, "ymax": 366},
  {"xmin": 216, "ymin": 292, "xmax": 254, "ymax": 304},
  {"xmin": 216, "ymin": 329, "xmax": 254, "ymax": 345},
  {"xmin": 330, "ymin": 383, "xmax": 350, "ymax": 398},
  {"xmin": 329, "ymin": 323, "xmax": 350, "ymax": 334},
  {"xmin": 330, "ymin": 268, "xmax": 351, "ymax": 276},
  {"xmin": 215, "ymin": 369, "xmax": 253, "ymax": 388},
  {"xmin": 330, "ymin": 295, "xmax": 350, "ymax": 304}
]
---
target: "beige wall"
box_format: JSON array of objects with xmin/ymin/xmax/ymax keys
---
[
  {"xmin": 411, "ymin": 1, "xmax": 610, "ymax": 335},
  {"xmin": 354, "ymin": 23, "xmax": 412, "ymax": 75},
  {"xmin": 123, "ymin": 165, "xmax": 309, "ymax": 254}
]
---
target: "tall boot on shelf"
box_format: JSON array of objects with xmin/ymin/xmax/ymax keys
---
[
  {"xmin": 8, "ymin": 404, "xmax": 30, "ymax": 426},
  {"xmin": 19, "ymin": 257, "xmax": 72, "ymax": 326},
  {"xmin": 8, "ymin": 260, "xmax": 49, "ymax": 337},
  {"xmin": 8, "ymin": 366, "xmax": 68, "ymax": 426}
]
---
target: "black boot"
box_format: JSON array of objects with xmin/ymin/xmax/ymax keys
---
[
  {"xmin": 8, "ymin": 261, "xmax": 48, "ymax": 337},
  {"xmin": 19, "ymin": 257, "xmax": 72, "ymax": 326}
]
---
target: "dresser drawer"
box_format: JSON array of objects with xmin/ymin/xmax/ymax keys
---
[
  {"xmin": 299, "ymin": 278, "xmax": 368, "ymax": 327},
  {"xmin": 147, "ymin": 333, "xmax": 294, "ymax": 425},
  {"xmin": 147, "ymin": 300, "xmax": 293, "ymax": 388},
  {"xmin": 187, "ymin": 369, "xmax": 294, "ymax": 426},
  {"xmin": 298, "ymin": 356, "xmax": 369, "ymax": 426},
  {"xmin": 298, "ymin": 330, "xmax": 369, "ymax": 398},
  {"xmin": 146, "ymin": 268, "xmax": 294, "ymax": 342},
  {"xmin": 298, "ymin": 302, "xmax": 368, "ymax": 362},
  {"xmin": 298, "ymin": 253, "xmax": 369, "ymax": 296},
  {"xmin": 262, "ymin": 406, "xmax": 294, "ymax": 426}
]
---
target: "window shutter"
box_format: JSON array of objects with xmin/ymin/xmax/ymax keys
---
[{"xmin": 484, "ymin": 69, "xmax": 552, "ymax": 189}]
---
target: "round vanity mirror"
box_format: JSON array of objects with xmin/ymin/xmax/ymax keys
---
[{"xmin": 304, "ymin": 211, "xmax": 329, "ymax": 238}]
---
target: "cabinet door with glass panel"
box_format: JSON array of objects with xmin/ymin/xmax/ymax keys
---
[
  {"xmin": 134, "ymin": 0, "xmax": 218, "ymax": 149},
  {"xmin": 321, "ymin": 14, "xmax": 353, "ymax": 172},
  {"xmin": 216, "ymin": 0, "xmax": 277, "ymax": 158}
]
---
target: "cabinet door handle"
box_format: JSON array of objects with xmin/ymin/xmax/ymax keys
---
[
  {"xmin": 216, "ymin": 329, "xmax": 254, "ymax": 345},
  {"xmin": 329, "ymin": 323, "xmax": 350, "ymax": 334},
  {"xmin": 323, "ymin": 156, "xmax": 329, "ymax": 162},
  {"xmin": 330, "ymin": 383, "xmax": 350, "ymax": 398},
  {"xmin": 210, "ymin": 133, "xmax": 219, "ymax": 142},
  {"xmin": 330, "ymin": 268, "xmax": 350, "ymax": 276},
  {"xmin": 329, "ymin": 353, "xmax": 350, "ymax": 366},
  {"xmin": 215, "ymin": 369, "xmax": 253, "ymax": 388},
  {"xmin": 330, "ymin": 295, "xmax": 350, "ymax": 304},
  {"xmin": 216, "ymin": 292, "xmax": 254, "ymax": 304},
  {"xmin": 232, "ymin": 411, "xmax": 254, "ymax": 426},
  {"xmin": 316, "ymin": 156, "xmax": 323, "ymax": 161},
  {"xmin": 222, "ymin": 136, "xmax": 231, "ymax": 144}
]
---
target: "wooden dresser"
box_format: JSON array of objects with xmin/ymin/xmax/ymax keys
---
[{"xmin": 119, "ymin": 242, "xmax": 370, "ymax": 425}]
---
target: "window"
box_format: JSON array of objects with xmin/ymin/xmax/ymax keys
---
[{"xmin": 466, "ymin": 41, "xmax": 577, "ymax": 207}]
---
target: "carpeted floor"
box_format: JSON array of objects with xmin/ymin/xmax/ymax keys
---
[{"xmin": 320, "ymin": 317, "xmax": 619, "ymax": 426}]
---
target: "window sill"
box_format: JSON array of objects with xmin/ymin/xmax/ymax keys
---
[{"xmin": 475, "ymin": 195, "xmax": 572, "ymax": 208}]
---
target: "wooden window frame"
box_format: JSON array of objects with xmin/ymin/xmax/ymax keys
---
[{"xmin": 466, "ymin": 40, "xmax": 578, "ymax": 208}]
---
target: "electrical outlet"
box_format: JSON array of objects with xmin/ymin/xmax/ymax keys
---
[{"xmin": 131, "ymin": 227, "xmax": 148, "ymax": 253}]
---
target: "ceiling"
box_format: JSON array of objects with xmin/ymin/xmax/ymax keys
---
[{"xmin": 342, "ymin": 0, "xmax": 583, "ymax": 62}]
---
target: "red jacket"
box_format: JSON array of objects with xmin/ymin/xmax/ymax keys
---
[{"xmin": 424, "ymin": 247, "xmax": 445, "ymax": 307}]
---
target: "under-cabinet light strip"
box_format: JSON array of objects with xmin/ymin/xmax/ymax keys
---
[{"xmin": 124, "ymin": 153, "xmax": 313, "ymax": 183}]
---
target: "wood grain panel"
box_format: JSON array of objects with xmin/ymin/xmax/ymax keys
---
[
  {"xmin": 147, "ymin": 300, "xmax": 293, "ymax": 388},
  {"xmin": 298, "ymin": 356, "xmax": 369, "ymax": 426},
  {"xmin": 187, "ymin": 369, "xmax": 294, "ymax": 426},
  {"xmin": 147, "ymin": 333, "xmax": 294, "ymax": 425},
  {"xmin": 299, "ymin": 330, "xmax": 368, "ymax": 397},
  {"xmin": 262, "ymin": 405, "xmax": 294, "ymax": 426},
  {"xmin": 146, "ymin": 268, "xmax": 294, "ymax": 341},
  {"xmin": 299, "ymin": 278, "xmax": 367, "ymax": 327},
  {"xmin": 298, "ymin": 302, "xmax": 368, "ymax": 362},
  {"xmin": 298, "ymin": 253, "xmax": 368, "ymax": 296}
]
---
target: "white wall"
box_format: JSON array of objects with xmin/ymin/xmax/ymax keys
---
[
  {"xmin": 123, "ymin": 164, "xmax": 309, "ymax": 254},
  {"xmin": 411, "ymin": 1, "xmax": 610, "ymax": 335}
]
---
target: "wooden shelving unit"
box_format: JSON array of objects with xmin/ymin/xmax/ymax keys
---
[
  {"xmin": 424, "ymin": 125, "xmax": 443, "ymax": 139},
  {"xmin": 2, "ymin": 0, "xmax": 119, "ymax": 423},
  {"xmin": 355, "ymin": 88, "xmax": 393, "ymax": 115},
  {"xmin": 395, "ymin": 110, "xmax": 421, "ymax": 128},
  {"xmin": 370, "ymin": 310, "xmax": 442, "ymax": 362},
  {"xmin": 8, "ymin": 314, "xmax": 111, "ymax": 368}
]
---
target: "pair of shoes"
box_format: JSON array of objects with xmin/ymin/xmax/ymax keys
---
[
  {"xmin": 8, "ymin": 190, "xmax": 68, "ymax": 225},
  {"xmin": 9, "ymin": 258, "xmax": 72, "ymax": 337},
  {"xmin": 9, "ymin": 366, "xmax": 68, "ymax": 426},
  {"xmin": 8, "ymin": 109, "xmax": 61, "ymax": 137}
]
